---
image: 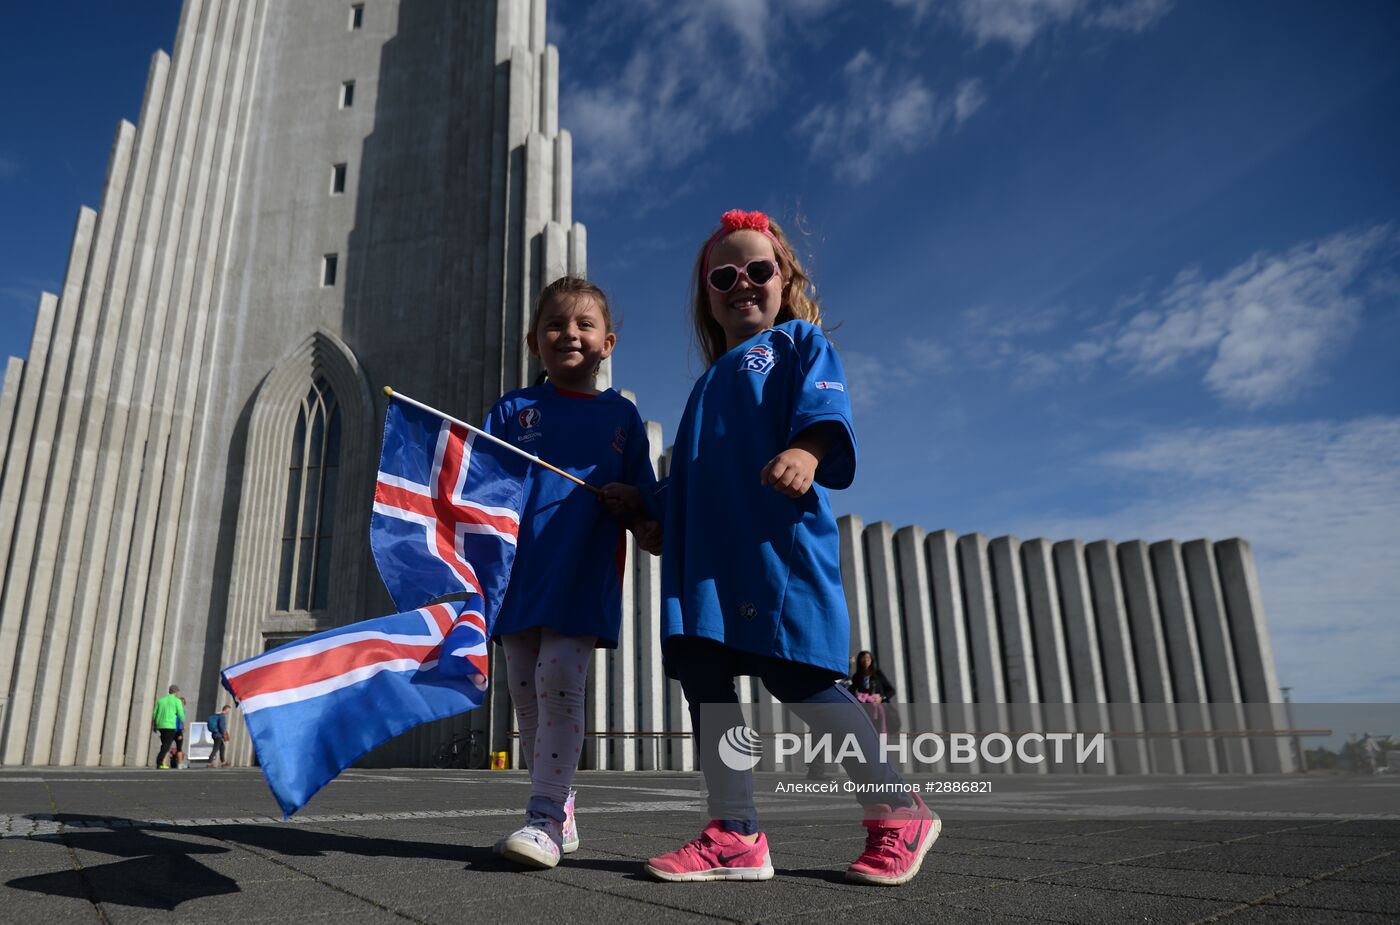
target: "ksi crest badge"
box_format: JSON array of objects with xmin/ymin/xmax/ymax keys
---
[{"xmin": 740, "ymin": 344, "xmax": 776, "ymax": 375}]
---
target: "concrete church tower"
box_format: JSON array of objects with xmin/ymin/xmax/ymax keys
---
[{"xmin": 0, "ymin": 0, "xmax": 581, "ymax": 767}]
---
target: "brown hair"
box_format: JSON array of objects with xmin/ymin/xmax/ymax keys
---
[
  {"xmin": 533, "ymin": 275, "xmax": 614, "ymax": 335},
  {"xmin": 689, "ymin": 216, "xmax": 824, "ymax": 366}
]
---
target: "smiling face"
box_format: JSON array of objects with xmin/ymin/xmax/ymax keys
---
[
  {"xmin": 707, "ymin": 230, "xmax": 784, "ymax": 352},
  {"xmin": 527, "ymin": 293, "xmax": 616, "ymax": 392}
]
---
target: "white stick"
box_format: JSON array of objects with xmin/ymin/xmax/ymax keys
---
[{"xmin": 383, "ymin": 387, "xmax": 599, "ymax": 494}]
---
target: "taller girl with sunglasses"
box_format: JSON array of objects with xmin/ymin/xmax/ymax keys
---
[{"xmin": 642, "ymin": 210, "xmax": 940, "ymax": 887}]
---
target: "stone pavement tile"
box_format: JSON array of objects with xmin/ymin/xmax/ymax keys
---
[
  {"xmin": 1325, "ymin": 857, "xmax": 1400, "ymax": 885},
  {"xmin": 1040, "ymin": 864, "xmax": 1299, "ymax": 902},
  {"xmin": 1317, "ymin": 820, "xmax": 1400, "ymax": 838},
  {"xmin": 416, "ymin": 881, "xmax": 734, "ymax": 925},
  {"xmin": 1125, "ymin": 822, "xmax": 1300, "ymax": 843},
  {"xmin": 94, "ymin": 874, "xmax": 385, "ymax": 922},
  {"xmin": 956, "ymin": 838, "xmax": 1169, "ymax": 865},
  {"xmin": 0, "ymin": 839, "xmax": 75, "ymax": 871},
  {"xmin": 1240, "ymin": 831, "xmax": 1400, "ymax": 851},
  {"xmin": 907, "ymin": 850, "xmax": 1085, "ymax": 881},
  {"xmin": 762, "ymin": 902, "xmax": 1064, "ymax": 925},
  {"xmin": 938, "ymin": 879, "xmax": 1235, "ymax": 924},
  {"xmin": 1121, "ymin": 843, "xmax": 1384, "ymax": 879},
  {"xmin": 1268, "ymin": 878, "xmax": 1400, "ymax": 914},
  {"xmin": 1210, "ymin": 904, "xmax": 1400, "ymax": 924},
  {"xmin": 1, "ymin": 868, "xmax": 104, "ymax": 921}
]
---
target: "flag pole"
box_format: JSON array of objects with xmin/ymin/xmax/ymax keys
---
[{"xmin": 383, "ymin": 386, "xmax": 601, "ymax": 496}]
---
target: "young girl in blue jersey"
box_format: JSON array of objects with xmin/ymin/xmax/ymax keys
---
[
  {"xmin": 642, "ymin": 210, "xmax": 939, "ymax": 887},
  {"xmin": 484, "ymin": 276, "xmax": 659, "ymax": 870}
]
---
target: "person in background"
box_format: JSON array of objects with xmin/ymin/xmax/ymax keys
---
[
  {"xmin": 207, "ymin": 704, "xmax": 232, "ymax": 768},
  {"xmin": 850, "ymin": 650, "xmax": 897, "ymax": 736},
  {"xmin": 151, "ymin": 684, "xmax": 185, "ymax": 770}
]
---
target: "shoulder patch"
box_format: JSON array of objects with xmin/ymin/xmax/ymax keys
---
[
  {"xmin": 740, "ymin": 344, "xmax": 776, "ymax": 375},
  {"xmin": 814, "ymin": 380, "xmax": 845, "ymax": 392}
]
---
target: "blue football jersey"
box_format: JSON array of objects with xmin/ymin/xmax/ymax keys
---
[
  {"xmin": 487, "ymin": 383, "xmax": 658, "ymax": 646},
  {"xmin": 660, "ymin": 320, "xmax": 857, "ymax": 675}
]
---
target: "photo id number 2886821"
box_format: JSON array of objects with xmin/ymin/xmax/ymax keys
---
[{"xmin": 929, "ymin": 780, "xmax": 992, "ymax": 794}]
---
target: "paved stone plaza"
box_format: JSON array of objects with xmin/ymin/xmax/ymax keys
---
[{"xmin": 2, "ymin": 768, "xmax": 1397, "ymax": 923}]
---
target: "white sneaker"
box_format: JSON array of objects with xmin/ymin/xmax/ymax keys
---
[
  {"xmin": 562, "ymin": 789, "xmax": 579, "ymax": 855},
  {"xmin": 495, "ymin": 814, "xmax": 562, "ymax": 869}
]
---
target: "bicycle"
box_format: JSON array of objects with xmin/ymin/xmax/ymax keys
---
[{"xmin": 432, "ymin": 728, "xmax": 488, "ymax": 769}]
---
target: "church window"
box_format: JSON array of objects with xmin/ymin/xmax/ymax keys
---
[
  {"xmin": 331, "ymin": 163, "xmax": 347, "ymax": 194},
  {"xmin": 276, "ymin": 378, "xmax": 341, "ymax": 612},
  {"xmin": 322, "ymin": 254, "xmax": 338, "ymax": 287},
  {"xmin": 349, "ymin": 4, "xmax": 364, "ymax": 30},
  {"xmin": 340, "ymin": 80, "xmax": 355, "ymax": 109}
]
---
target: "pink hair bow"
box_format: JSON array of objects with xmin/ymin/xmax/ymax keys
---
[
  {"xmin": 704, "ymin": 209, "xmax": 785, "ymax": 275},
  {"xmin": 719, "ymin": 209, "xmax": 772, "ymax": 234}
]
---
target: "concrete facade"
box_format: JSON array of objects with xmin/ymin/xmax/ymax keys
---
[{"xmin": 1, "ymin": 0, "xmax": 1290, "ymax": 774}]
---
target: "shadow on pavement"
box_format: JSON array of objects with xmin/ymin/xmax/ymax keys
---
[{"xmin": 4, "ymin": 813, "xmax": 516, "ymax": 910}]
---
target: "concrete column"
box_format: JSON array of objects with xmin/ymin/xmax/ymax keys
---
[
  {"xmin": 1021, "ymin": 540, "xmax": 1073, "ymax": 702},
  {"xmin": 540, "ymin": 44, "xmax": 558, "ymax": 138},
  {"xmin": 585, "ymin": 648, "xmax": 609, "ymax": 770},
  {"xmin": 990, "ymin": 536, "xmax": 1045, "ymax": 774},
  {"xmin": 21, "ymin": 121, "xmax": 137, "ymax": 764},
  {"xmin": 1118, "ymin": 541, "xmax": 1183, "ymax": 774},
  {"xmin": 1216, "ymin": 539, "xmax": 1291, "ymax": 772},
  {"xmin": 838, "ymin": 515, "xmax": 872, "ymax": 656},
  {"xmin": 0, "ymin": 202, "xmax": 97, "ymax": 763},
  {"xmin": 541, "ymin": 221, "xmax": 568, "ymax": 287},
  {"xmin": 1182, "ymin": 539, "xmax": 1252, "ymax": 773},
  {"xmin": 957, "ymin": 532, "xmax": 1004, "ymax": 704},
  {"xmin": 613, "ymin": 529, "xmax": 638, "ymax": 770},
  {"xmin": 107, "ymin": 0, "xmax": 233, "ymax": 764},
  {"xmin": 865, "ymin": 523, "xmax": 908, "ymax": 704},
  {"xmin": 80, "ymin": 0, "xmax": 211, "ymax": 765},
  {"xmin": 894, "ymin": 526, "xmax": 940, "ymax": 701},
  {"xmin": 1022, "ymin": 539, "xmax": 1076, "ymax": 773},
  {"xmin": 1052, "ymin": 540, "xmax": 1113, "ymax": 773},
  {"xmin": 925, "ymin": 530, "xmax": 971, "ymax": 702},
  {"xmin": 52, "ymin": 51, "xmax": 171, "ymax": 766},
  {"xmin": 958, "ymin": 532, "xmax": 1005, "ymax": 772},
  {"xmin": 1084, "ymin": 541, "xmax": 1150, "ymax": 774},
  {"xmin": 864, "ymin": 521, "xmax": 912, "ymax": 771},
  {"xmin": 926, "ymin": 529, "xmax": 974, "ymax": 772},
  {"xmin": 0, "ymin": 293, "xmax": 59, "ymax": 745},
  {"xmin": 553, "ymin": 131, "xmax": 571, "ymax": 228},
  {"xmin": 1149, "ymin": 541, "xmax": 1217, "ymax": 774},
  {"xmin": 636, "ymin": 421, "xmax": 664, "ymax": 770},
  {"xmin": 0, "ymin": 359, "xmax": 22, "ymax": 471}
]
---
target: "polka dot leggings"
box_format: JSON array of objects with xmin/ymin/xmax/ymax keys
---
[{"xmin": 502, "ymin": 627, "xmax": 594, "ymax": 810}]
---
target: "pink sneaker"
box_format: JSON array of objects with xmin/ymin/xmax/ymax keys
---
[
  {"xmin": 645, "ymin": 821, "xmax": 774, "ymax": 882},
  {"xmin": 561, "ymin": 789, "xmax": 579, "ymax": 854},
  {"xmin": 846, "ymin": 794, "xmax": 941, "ymax": 886}
]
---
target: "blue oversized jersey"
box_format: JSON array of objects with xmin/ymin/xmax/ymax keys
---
[
  {"xmin": 488, "ymin": 383, "xmax": 657, "ymax": 647},
  {"xmin": 661, "ymin": 320, "xmax": 857, "ymax": 675}
]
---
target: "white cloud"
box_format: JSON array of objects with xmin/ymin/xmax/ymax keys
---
[
  {"xmin": 797, "ymin": 52, "xmax": 984, "ymax": 183},
  {"xmin": 843, "ymin": 336, "xmax": 950, "ymax": 408},
  {"xmin": 1018, "ymin": 417, "xmax": 1400, "ymax": 701},
  {"xmin": 1107, "ymin": 225, "xmax": 1396, "ymax": 407},
  {"xmin": 957, "ymin": 225, "xmax": 1397, "ymax": 404},
  {"xmin": 561, "ymin": 0, "xmax": 837, "ymax": 193},
  {"xmin": 889, "ymin": 0, "xmax": 1174, "ymax": 51}
]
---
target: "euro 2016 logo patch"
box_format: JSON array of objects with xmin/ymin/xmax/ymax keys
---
[
  {"xmin": 518, "ymin": 407, "xmax": 541, "ymax": 428},
  {"xmin": 740, "ymin": 344, "xmax": 775, "ymax": 375}
]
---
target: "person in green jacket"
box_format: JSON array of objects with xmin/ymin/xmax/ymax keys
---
[{"xmin": 151, "ymin": 684, "xmax": 185, "ymax": 769}]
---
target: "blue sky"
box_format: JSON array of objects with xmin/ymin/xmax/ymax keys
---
[{"xmin": 2, "ymin": 1, "xmax": 1398, "ymax": 701}]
